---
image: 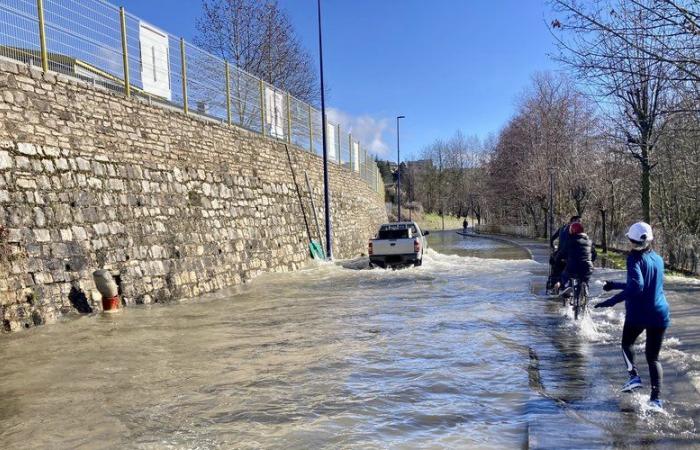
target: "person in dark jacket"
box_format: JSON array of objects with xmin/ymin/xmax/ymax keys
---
[
  {"xmin": 548, "ymin": 215, "xmax": 581, "ymax": 291},
  {"xmin": 550, "ymin": 215, "xmax": 581, "ymax": 250},
  {"xmin": 595, "ymin": 222, "xmax": 670, "ymax": 409},
  {"xmin": 559, "ymin": 222, "xmax": 596, "ymax": 297},
  {"xmin": 563, "ymin": 222, "xmax": 597, "ymax": 282}
]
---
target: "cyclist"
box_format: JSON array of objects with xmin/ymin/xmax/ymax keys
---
[
  {"xmin": 594, "ymin": 222, "xmax": 670, "ymax": 409},
  {"xmin": 560, "ymin": 221, "xmax": 596, "ymax": 297},
  {"xmin": 548, "ymin": 215, "xmax": 581, "ymax": 292}
]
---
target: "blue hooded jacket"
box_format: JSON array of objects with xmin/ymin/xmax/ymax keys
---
[{"xmin": 603, "ymin": 249, "xmax": 670, "ymax": 328}]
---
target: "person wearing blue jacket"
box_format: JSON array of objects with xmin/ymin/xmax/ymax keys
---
[{"xmin": 595, "ymin": 222, "xmax": 670, "ymax": 409}]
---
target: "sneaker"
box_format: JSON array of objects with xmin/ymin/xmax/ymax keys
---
[
  {"xmin": 648, "ymin": 398, "xmax": 663, "ymax": 410},
  {"xmin": 621, "ymin": 375, "xmax": 642, "ymax": 392}
]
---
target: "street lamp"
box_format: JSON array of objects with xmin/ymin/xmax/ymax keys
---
[
  {"xmin": 317, "ymin": 0, "xmax": 332, "ymax": 259},
  {"xmin": 396, "ymin": 115, "xmax": 405, "ymax": 221},
  {"xmin": 548, "ymin": 167, "xmax": 555, "ymax": 240}
]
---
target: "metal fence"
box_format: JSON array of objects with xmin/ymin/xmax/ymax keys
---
[{"xmin": 0, "ymin": 0, "xmax": 383, "ymax": 192}]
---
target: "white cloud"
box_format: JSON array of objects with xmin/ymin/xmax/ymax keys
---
[{"xmin": 326, "ymin": 108, "xmax": 390, "ymax": 156}]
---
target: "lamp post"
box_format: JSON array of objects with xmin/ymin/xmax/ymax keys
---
[
  {"xmin": 396, "ymin": 115, "xmax": 405, "ymax": 221},
  {"xmin": 317, "ymin": 0, "xmax": 332, "ymax": 259},
  {"xmin": 548, "ymin": 167, "xmax": 555, "ymax": 239}
]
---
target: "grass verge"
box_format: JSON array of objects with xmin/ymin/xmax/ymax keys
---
[{"xmin": 415, "ymin": 213, "xmax": 464, "ymax": 231}]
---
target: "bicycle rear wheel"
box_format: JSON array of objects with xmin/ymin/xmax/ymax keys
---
[
  {"xmin": 573, "ymin": 282, "xmax": 582, "ymax": 320},
  {"xmin": 580, "ymin": 283, "xmax": 589, "ymax": 317}
]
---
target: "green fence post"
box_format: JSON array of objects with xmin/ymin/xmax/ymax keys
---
[
  {"xmin": 36, "ymin": 0, "xmax": 48, "ymax": 72},
  {"xmin": 259, "ymin": 80, "xmax": 266, "ymax": 136},
  {"xmin": 225, "ymin": 62, "xmax": 231, "ymax": 125},
  {"xmin": 308, "ymin": 104, "xmax": 313, "ymax": 151},
  {"xmin": 286, "ymin": 92, "xmax": 292, "ymax": 144},
  {"xmin": 180, "ymin": 38, "xmax": 188, "ymax": 114},
  {"xmin": 119, "ymin": 7, "xmax": 130, "ymax": 97}
]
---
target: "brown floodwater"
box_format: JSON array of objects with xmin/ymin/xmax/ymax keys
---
[{"xmin": 0, "ymin": 231, "xmax": 697, "ymax": 449}]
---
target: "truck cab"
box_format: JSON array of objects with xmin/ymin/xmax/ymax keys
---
[{"xmin": 368, "ymin": 222, "xmax": 429, "ymax": 268}]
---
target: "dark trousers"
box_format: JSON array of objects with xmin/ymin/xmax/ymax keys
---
[{"xmin": 621, "ymin": 322, "xmax": 666, "ymax": 398}]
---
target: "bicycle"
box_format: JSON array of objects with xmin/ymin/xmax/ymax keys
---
[
  {"xmin": 547, "ymin": 250, "xmax": 565, "ymax": 296},
  {"xmin": 568, "ymin": 278, "xmax": 589, "ymax": 320}
]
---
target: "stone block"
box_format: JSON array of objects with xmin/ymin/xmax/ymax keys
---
[
  {"xmin": 33, "ymin": 229, "xmax": 51, "ymax": 242},
  {"xmin": 17, "ymin": 143, "xmax": 37, "ymax": 156},
  {"xmin": 0, "ymin": 150, "xmax": 12, "ymax": 169},
  {"xmin": 16, "ymin": 178, "xmax": 36, "ymax": 190}
]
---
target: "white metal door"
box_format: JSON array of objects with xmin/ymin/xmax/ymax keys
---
[
  {"xmin": 326, "ymin": 123, "xmax": 337, "ymax": 162},
  {"xmin": 139, "ymin": 22, "xmax": 171, "ymax": 100},
  {"xmin": 352, "ymin": 142, "xmax": 360, "ymax": 171},
  {"xmin": 264, "ymin": 86, "xmax": 285, "ymax": 138}
]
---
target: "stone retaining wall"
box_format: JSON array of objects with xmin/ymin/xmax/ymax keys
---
[{"xmin": 0, "ymin": 60, "xmax": 387, "ymax": 332}]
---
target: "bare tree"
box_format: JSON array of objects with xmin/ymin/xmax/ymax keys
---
[
  {"xmin": 550, "ymin": 0, "xmax": 685, "ymax": 222},
  {"xmin": 195, "ymin": 0, "xmax": 319, "ymax": 103}
]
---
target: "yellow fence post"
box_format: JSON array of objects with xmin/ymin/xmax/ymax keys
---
[
  {"xmin": 36, "ymin": 0, "xmax": 48, "ymax": 72},
  {"xmin": 119, "ymin": 7, "xmax": 130, "ymax": 97},
  {"xmin": 180, "ymin": 38, "xmax": 188, "ymax": 114},
  {"xmin": 259, "ymin": 80, "xmax": 266, "ymax": 136},
  {"xmin": 225, "ymin": 62, "xmax": 232, "ymax": 125},
  {"xmin": 336, "ymin": 124, "xmax": 341, "ymax": 163},
  {"xmin": 286, "ymin": 92, "xmax": 292, "ymax": 144},
  {"xmin": 308, "ymin": 104, "xmax": 313, "ymax": 152}
]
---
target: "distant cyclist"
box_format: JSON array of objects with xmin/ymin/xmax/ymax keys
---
[
  {"xmin": 548, "ymin": 215, "xmax": 581, "ymax": 292},
  {"xmin": 594, "ymin": 222, "xmax": 670, "ymax": 409},
  {"xmin": 462, "ymin": 218, "xmax": 468, "ymax": 232},
  {"xmin": 550, "ymin": 215, "xmax": 581, "ymax": 253},
  {"xmin": 560, "ymin": 222, "xmax": 596, "ymax": 297}
]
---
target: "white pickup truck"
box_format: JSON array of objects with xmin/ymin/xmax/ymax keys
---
[{"xmin": 368, "ymin": 221, "xmax": 429, "ymax": 268}]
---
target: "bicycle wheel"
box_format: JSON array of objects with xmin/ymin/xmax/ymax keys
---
[
  {"xmin": 580, "ymin": 283, "xmax": 589, "ymax": 317},
  {"xmin": 573, "ymin": 282, "xmax": 581, "ymax": 320}
]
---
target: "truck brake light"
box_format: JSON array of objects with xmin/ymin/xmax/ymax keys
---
[
  {"xmin": 368, "ymin": 241, "xmax": 373, "ymax": 256},
  {"xmin": 414, "ymin": 239, "xmax": 421, "ymax": 253}
]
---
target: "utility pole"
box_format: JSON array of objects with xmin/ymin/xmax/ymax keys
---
[
  {"xmin": 396, "ymin": 115, "xmax": 405, "ymax": 222},
  {"xmin": 439, "ymin": 148, "xmax": 444, "ymax": 231},
  {"xmin": 317, "ymin": 0, "xmax": 332, "ymax": 259},
  {"xmin": 548, "ymin": 167, "xmax": 555, "ymax": 240}
]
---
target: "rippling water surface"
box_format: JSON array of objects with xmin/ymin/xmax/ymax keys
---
[{"xmin": 0, "ymin": 232, "xmax": 697, "ymax": 449}]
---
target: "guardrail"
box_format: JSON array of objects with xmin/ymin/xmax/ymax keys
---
[{"xmin": 0, "ymin": 0, "xmax": 384, "ymax": 193}]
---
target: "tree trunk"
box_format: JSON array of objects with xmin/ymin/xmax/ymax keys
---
[
  {"xmin": 641, "ymin": 158, "xmax": 651, "ymax": 223},
  {"xmin": 601, "ymin": 209, "xmax": 608, "ymax": 253}
]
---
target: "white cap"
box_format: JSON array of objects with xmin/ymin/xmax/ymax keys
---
[{"xmin": 626, "ymin": 222, "xmax": 653, "ymax": 242}]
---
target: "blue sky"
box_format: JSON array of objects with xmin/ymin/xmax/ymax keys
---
[{"xmin": 120, "ymin": 0, "xmax": 560, "ymax": 160}]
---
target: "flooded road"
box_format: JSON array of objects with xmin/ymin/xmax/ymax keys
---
[{"xmin": 0, "ymin": 231, "xmax": 698, "ymax": 448}]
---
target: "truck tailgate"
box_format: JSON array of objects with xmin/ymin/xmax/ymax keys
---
[{"xmin": 372, "ymin": 239, "xmax": 415, "ymax": 255}]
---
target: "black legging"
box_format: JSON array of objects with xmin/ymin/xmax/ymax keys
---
[{"xmin": 621, "ymin": 322, "xmax": 666, "ymax": 397}]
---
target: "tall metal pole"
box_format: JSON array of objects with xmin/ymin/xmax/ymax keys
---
[
  {"xmin": 396, "ymin": 115, "xmax": 405, "ymax": 222},
  {"xmin": 548, "ymin": 167, "xmax": 555, "ymax": 239},
  {"xmin": 225, "ymin": 61, "xmax": 232, "ymax": 125},
  {"xmin": 119, "ymin": 7, "xmax": 130, "ymax": 97},
  {"xmin": 36, "ymin": 0, "xmax": 48, "ymax": 72},
  {"xmin": 317, "ymin": 0, "xmax": 332, "ymax": 259},
  {"xmin": 180, "ymin": 38, "xmax": 188, "ymax": 114}
]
